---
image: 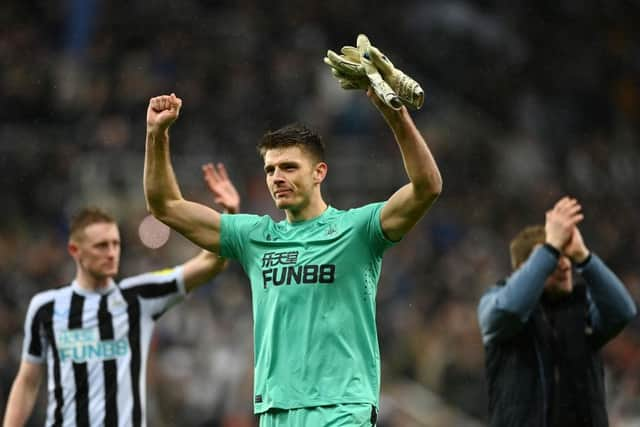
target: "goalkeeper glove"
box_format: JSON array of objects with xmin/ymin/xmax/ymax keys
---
[
  {"xmin": 324, "ymin": 46, "xmax": 369, "ymax": 90},
  {"xmin": 356, "ymin": 34, "xmax": 403, "ymax": 110},
  {"xmin": 324, "ymin": 35, "xmax": 402, "ymax": 110},
  {"xmin": 324, "ymin": 37, "xmax": 402, "ymax": 109},
  {"xmin": 366, "ymin": 43, "xmax": 424, "ymax": 110},
  {"xmin": 324, "ymin": 34, "xmax": 424, "ymax": 110}
]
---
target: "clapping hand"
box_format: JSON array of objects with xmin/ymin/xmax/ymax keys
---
[{"xmin": 202, "ymin": 162, "xmax": 240, "ymax": 214}]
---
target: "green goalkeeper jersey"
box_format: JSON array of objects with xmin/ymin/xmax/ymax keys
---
[{"xmin": 219, "ymin": 203, "xmax": 396, "ymax": 414}]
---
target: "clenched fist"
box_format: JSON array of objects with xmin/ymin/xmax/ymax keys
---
[{"xmin": 147, "ymin": 93, "xmax": 182, "ymax": 135}]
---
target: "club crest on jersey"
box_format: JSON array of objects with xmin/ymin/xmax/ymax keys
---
[
  {"xmin": 325, "ymin": 224, "xmax": 337, "ymax": 236},
  {"xmin": 110, "ymin": 295, "xmax": 127, "ymax": 310},
  {"xmin": 55, "ymin": 327, "xmax": 129, "ymax": 363},
  {"xmin": 261, "ymin": 250, "xmax": 335, "ymax": 288}
]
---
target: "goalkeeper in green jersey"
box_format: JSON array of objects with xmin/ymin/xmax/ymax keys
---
[{"xmin": 143, "ymin": 34, "xmax": 442, "ymax": 426}]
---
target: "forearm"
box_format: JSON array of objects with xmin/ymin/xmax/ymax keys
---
[
  {"xmin": 3, "ymin": 377, "xmax": 39, "ymax": 427},
  {"xmin": 479, "ymin": 245, "xmax": 558, "ymax": 340},
  {"xmin": 143, "ymin": 128, "xmax": 223, "ymax": 251},
  {"xmin": 183, "ymin": 250, "xmax": 228, "ymax": 293},
  {"xmin": 144, "ymin": 130, "xmax": 184, "ymax": 219},
  {"xmin": 499, "ymin": 245, "xmax": 559, "ymax": 316},
  {"xmin": 382, "ymin": 107, "xmax": 442, "ymax": 199}
]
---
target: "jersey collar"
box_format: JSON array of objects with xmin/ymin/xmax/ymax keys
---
[{"xmin": 71, "ymin": 279, "xmax": 117, "ymax": 296}]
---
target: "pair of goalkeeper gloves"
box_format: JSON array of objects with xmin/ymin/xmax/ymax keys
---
[{"xmin": 324, "ymin": 34, "xmax": 424, "ymax": 110}]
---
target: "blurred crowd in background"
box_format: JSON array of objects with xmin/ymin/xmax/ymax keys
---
[{"xmin": 1, "ymin": 1, "xmax": 639, "ymax": 426}]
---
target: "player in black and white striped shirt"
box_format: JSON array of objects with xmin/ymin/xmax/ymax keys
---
[{"xmin": 3, "ymin": 163, "xmax": 240, "ymax": 427}]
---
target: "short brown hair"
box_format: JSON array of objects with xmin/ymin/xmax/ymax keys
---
[
  {"xmin": 509, "ymin": 225, "xmax": 546, "ymax": 269},
  {"xmin": 257, "ymin": 123, "xmax": 325, "ymax": 163},
  {"xmin": 69, "ymin": 207, "xmax": 116, "ymax": 242}
]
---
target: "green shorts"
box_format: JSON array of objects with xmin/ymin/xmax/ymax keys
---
[{"xmin": 259, "ymin": 403, "xmax": 377, "ymax": 427}]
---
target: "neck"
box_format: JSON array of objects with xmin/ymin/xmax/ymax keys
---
[
  {"xmin": 75, "ymin": 270, "xmax": 111, "ymax": 292},
  {"xmin": 285, "ymin": 198, "xmax": 328, "ymax": 223}
]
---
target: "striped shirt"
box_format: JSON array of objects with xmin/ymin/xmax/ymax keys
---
[{"xmin": 21, "ymin": 267, "xmax": 186, "ymax": 427}]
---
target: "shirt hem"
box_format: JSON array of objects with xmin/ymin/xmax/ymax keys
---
[{"xmin": 254, "ymin": 397, "xmax": 378, "ymax": 414}]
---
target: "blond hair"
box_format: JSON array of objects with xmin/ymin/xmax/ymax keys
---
[
  {"xmin": 509, "ymin": 225, "xmax": 546, "ymax": 269},
  {"xmin": 69, "ymin": 207, "xmax": 116, "ymax": 242}
]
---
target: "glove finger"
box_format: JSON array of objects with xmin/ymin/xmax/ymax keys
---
[
  {"xmin": 357, "ymin": 34, "xmax": 371, "ymax": 56},
  {"xmin": 324, "ymin": 55, "xmax": 343, "ymax": 70},
  {"xmin": 367, "ymin": 72, "xmax": 403, "ymax": 110},
  {"xmin": 329, "ymin": 67, "xmax": 368, "ymax": 90},
  {"xmin": 327, "ymin": 50, "xmax": 360, "ymax": 69},
  {"xmin": 335, "ymin": 72, "xmax": 370, "ymax": 89},
  {"xmin": 324, "ymin": 56, "xmax": 347, "ymax": 73},
  {"xmin": 339, "ymin": 78, "xmax": 367, "ymax": 90},
  {"xmin": 361, "ymin": 57, "xmax": 380, "ymax": 77},
  {"xmin": 325, "ymin": 51, "xmax": 364, "ymax": 76},
  {"xmin": 340, "ymin": 46, "xmax": 360, "ymax": 62},
  {"xmin": 369, "ymin": 46, "xmax": 394, "ymax": 75},
  {"xmin": 332, "ymin": 69, "xmax": 352, "ymax": 80},
  {"xmin": 340, "ymin": 45, "xmax": 357, "ymax": 55},
  {"xmin": 326, "ymin": 50, "xmax": 348, "ymax": 67},
  {"xmin": 329, "ymin": 71, "xmax": 367, "ymax": 90}
]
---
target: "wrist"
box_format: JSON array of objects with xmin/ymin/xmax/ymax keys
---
[
  {"xmin": 542, "ymin": 243, "xmax": 561, "ymax": 258},
  {"xmin": 147, "ymin": 127, "xmax": 169, "ymax": 140},
  {"xmin": 544, "ymin": 239, "xmax": 563, "ymax": 253},
  {"xmin": 383, "ymin": 105, "xmax": 407, "ymax": 121},
  {"xmin": 384, "ymin": 108, "xmax": 412, "ymax": 135},
  {"xmin": 571, "ymin": 250, "xmax": 590, "ymax": 265}
]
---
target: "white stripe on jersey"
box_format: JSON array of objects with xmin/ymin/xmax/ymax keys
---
[
  {"xmin": 83, "ymin": 293, "xmax": 104, "ymax": 426},
  {"xmin": 21, "ymin": 267, "xmax": 185, "ymax": 427}
]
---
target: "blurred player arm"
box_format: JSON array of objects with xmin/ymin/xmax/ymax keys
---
[
  {"xmin": 3, "ymin": 361, "xmax": 43, "ymax": 427},
  {"xmin": 182, "ymin": 162, "xmax": 242, "ymax": 293},
  {"xmin": 373, "ymin": 92, "xmax": 442, "ymax": 242},
  {"xmin": 560, "ymin": 213, "xmax": 636, "ymax": 346},
  {"xmin": 565, "ymin": 229, "xmax": 637, "ymax": 348},
  {"xmin": 182, "ymin": 251, "xmax": 228, "ymax": 293},
  {"xmin": 582, "ymin": 254, "xmax": 637, "ymax": 348},
  {"xmin": 478, "ymin": 246, "xmax": 559, "ymax": 344},
  {"xmin": 144, "ymin": 93, "xmax": 223, "ymax": 253},
  {"xmin": 202, "ymin": 162, "xmax": 240, "ymax": 214}
]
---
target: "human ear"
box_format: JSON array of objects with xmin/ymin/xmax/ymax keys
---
[
  {"xmin": 68, "ymin": 242, "xmax": 79, "ymax": 258},
  {"xmin": 313, "ymin": 162, "xmax": 328, "ymax": 183}
]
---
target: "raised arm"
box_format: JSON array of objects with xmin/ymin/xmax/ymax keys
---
[
  {"xmin": 371, "ymin": 90, "xmax": 442, "ymax": 242},
  {"xmin": 478, "ymin": 246, "xmax": 558, "ymax": 344},
  {"xmin": 181, "ymin": 251, "xmax": 227, "ymax": 293},
  {"xmin": 581, "ymin": 254, "xmax": 637, "ymax": 348},
  {"xmin": 3, "ymin": 361, "xmax": 43, "ymax": 427},
  {"xmin": 144, "ymin": 93, "xmax": 222, "ymax": 252},
  {"xmin": 563, "ymin": 224, "xmax": 637, "ymax": 347},
  {"xmin": 202, "ymin": 162, "xmax": 240, "ymax": 215}
]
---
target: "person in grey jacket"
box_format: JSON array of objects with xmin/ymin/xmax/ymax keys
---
[{"xmin": 478, "ymin": 196, "xmax": 637, "ymax": 427}]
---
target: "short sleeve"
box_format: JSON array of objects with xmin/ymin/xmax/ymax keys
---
[
  {"xmin": 220, "ymin": 213, "xmax": 263, "ymax": 260},
  {"xmin": 21, "ymin": 294, "xmax": 52, "ymax": 364},
  {"xmin": 350, "ymin": 202, "xmax": 397, "ymax": 256},
  {"xmin": 119, "ymin": 267, "xmax": 186, "ymax": 320}
]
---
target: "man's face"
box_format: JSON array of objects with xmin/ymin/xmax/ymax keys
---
[
  {"xmin": 69, "ymin": 222, "xmax": 121, "ymax": 282},
  {"xmin": 263, "ymin": 146, "xmax": 322, "ymax": 211},
  {"xmin": 543, "ymin": 254, "xmax": 573, "ymax": 296}
]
